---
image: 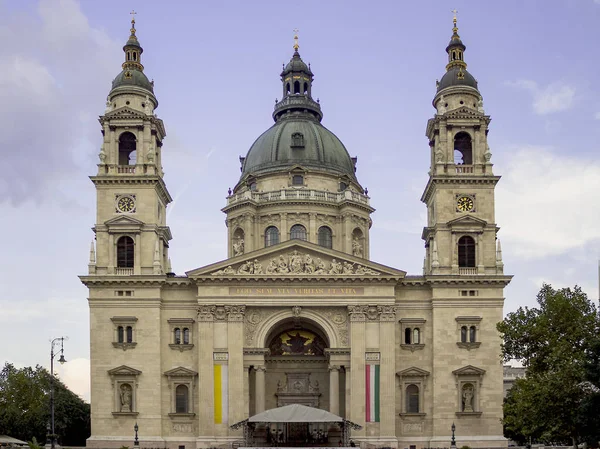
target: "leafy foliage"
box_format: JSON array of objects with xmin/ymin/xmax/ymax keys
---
[
  {"xmin": 0, "ymin": 363, "xmax": 90, "ymax": 446},
  {"xmin": 497, "ymin": 284, "xmax": 600, "ymax": 446}
]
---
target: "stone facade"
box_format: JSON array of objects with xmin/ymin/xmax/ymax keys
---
[{"xmin": 82, "ymin": 17, "xmax": 511, "ymax": 449}]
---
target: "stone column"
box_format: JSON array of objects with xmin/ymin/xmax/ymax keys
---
[
  {"xmin": 197, "ymin": 306, "xmax": 216, "ymax": 439},
  {"xmin": 134, "ymin": 234, "xmax": 141, "ymax": 275},
  {"xmin": 348, "ymin": 306, "xmax": 366, "ymax": 436},
  {"xmin": 107, "ymin": 233, "xmax": 114, "ymax": 274},
  {"xmin": 329, "ymin": 365, "xmax": 340, "ymax": 415},
  {"xmin": 309, "ymin": 213, "xmax": 317, "ymax": 244},
  {"xmin": 254, "ymin": 366, "xmax": 266, "ymax": 414},
  {"xmin": 227, "ymin": 306, "xmax": 246, "ymax": 431},
  {"xmin": 280, "ymin": 213, "xmax": 287, "ymax": 242},
  {"xmin": 379, "ymin": 306, "xmax": 396, "ymax": 437}
]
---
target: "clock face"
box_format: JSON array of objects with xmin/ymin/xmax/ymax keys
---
[
  {"xmin": 117, "ymin": 196, "xmax": 136, "ymax": 213},
  {"xmin": 457, "ymin": 196, "xmax": 474, "ymax": 212}
]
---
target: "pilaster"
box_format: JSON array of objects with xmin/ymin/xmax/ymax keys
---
[
  {"xmin": 379, "ymin": 306, "xmax": 396, "ymax": 437},
  {"xmin": 348, "ymin": 306, "xmax": 366, "ymax": 436},
  {"xmin": 226, "ymin": 305, "xmax": 245, "ymax": 432}
]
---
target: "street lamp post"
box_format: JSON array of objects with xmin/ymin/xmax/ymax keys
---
[
  {"xmin": 134, "ymin": 422, "xmax": 139, "ymax": 447},
  {"xmin": 450, "ymin": 422, "xmax": 457, "ymax": 449},
  {"xmin": 50, "ymin": 337, "xmax": 67, "ymax": 449}
]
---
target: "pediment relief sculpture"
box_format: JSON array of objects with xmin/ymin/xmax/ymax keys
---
[{"xmin": 210, "ymin": 250, "xmax": 380, "ymax": 276}]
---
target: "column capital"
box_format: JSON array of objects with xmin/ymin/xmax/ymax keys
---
[
  {"xmin": 197, "ymin": 305, "xmax": 216, "ymax": 322},
  {"xmin": 226, "ymin": 305, "xmax": 246, "ymax": 322},
  {"xmin": 328, "ymin": 365, "xmax": 341, "ymax": 372},
  {"xmin": 253, "ymin": 365, "xmax": 266, "ymax": 373}
]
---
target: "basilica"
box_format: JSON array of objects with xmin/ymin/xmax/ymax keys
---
[{"xmin": 81, "ymin": 14, "xmax": 511, "ymax": 449}]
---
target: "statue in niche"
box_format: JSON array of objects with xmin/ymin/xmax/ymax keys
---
[
  {"xmin": 462, "ymin": 384, "xmax": 474, "ymax": 412},
  {"xmin": 120, "ymin": 384, "xmax": 132, "ymax": 412},
  {"xmin": 477, "ymin": 96, "xmax": 485, "ymax": 113},
  {"xmin": 352, "ymin": 237, "xmax": 363, "ymax": 257},
  {"xmin": 435, "ymin": 149, "xmax": 444, "ymax": 163},
  {"xmin": 233, "ymin": 238, "xmax": 244, "ymax": 256},
  {"xmin": 437, "ymin": 95, "xmax": 446, "ymax": 114},
  {"xmin": 144, "ymin": 95, "xmax": 152, "ymax": 115}
]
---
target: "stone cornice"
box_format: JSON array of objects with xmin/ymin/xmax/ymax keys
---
[
  {"xmin": 80, "ymin": 275, "xmax": 167, "ymax": 287},
  {"xmin": 420, "ymin": 175, "xmax": 500, "ymax": 204},
  {"xmin": 401, "ymin": 275, "xmax": 512, "ymax": 287},
  {"xmin": 90, "ymin": 176, "xmax": 173, "ymax": 205}
]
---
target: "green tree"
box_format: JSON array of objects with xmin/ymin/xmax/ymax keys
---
[
  {"xmin": 497, "ymin": 284, "xmax": 600, "ymax": 446},
  {"xmin": 0, "ymin": 363, "xmax": 90, "ymax": 446}
]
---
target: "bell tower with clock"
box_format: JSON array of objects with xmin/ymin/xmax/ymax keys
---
[
  {"xmin": 90, "ymin": 14, "xmax": 172, "ymax": 276},
  {"xmin": 421, "ymin": 14, "xmax": 504, "ymax": 276}
]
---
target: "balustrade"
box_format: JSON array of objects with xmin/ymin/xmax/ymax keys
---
[
  {"xmin": 115, "ymin": 268, "xmax": 134, "ymax": 275},
  {"xmin": 459, "ymin": 267, "xmax": 477, "ymax": 275},
  {"xmin": 226, "ymin": 188, "xmax": 370, "ymax": 207}
]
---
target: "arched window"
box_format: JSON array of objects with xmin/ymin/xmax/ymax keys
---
[
  {"xmin": 126, "ymin": 326, "xmax": 133, "ymax": 343},
  {"xmin": 183, "ymin": 328, "xmax": 190, "ymax": 345},
  {"xmin": 265, "ymin": 226, "xmax": 280, "ymax": 247},
  {"xmin": 453, "ymin": 132, "xmax": 472, "ymax": 165},
  {"xmin": 461, "ymin": 326, "xmax": 467, "ymax": 343},
  {"xmin": 413, "ymin": 328, "xmax": 420, "ymax": 344},
  {"xmin": 117, "ymin": 236, "xmax": 134, "ymax": 268},
  {"xmin": 118, "ymin": 132, "xmax": 137, "ymax": 166},
  {"xmin": 286, "ymin": 83, "xmax": 290, "ymax": 94},
  {"xmin": 175, "ymin": 385, "xmax": 189, "ymax": 413},
  {"xmin": 404, "ymin": 328, "xmax": 412, "ymax": 344},
  {"xmin": 174, "ymin": 328, "xmax": 181, "ymax": 344},
  {"xmin": 290, "ymin": 224, "xmax": 307, "ymax": 241},
  {"xmin": 469, "ymin": 326, "xmax": 476, "ymax": 343},
  {"xmin": 118, "ymin": 326, "xmax": 124, "ymax": 343},
  {"xmin": 406, "ymin": 384, "xmax": 419, "ymax": 413},
  {"xmin": 303, "ymin": 82, "xmax": 308, "ymax": 94},
  {"xmin": 458, "ymin": 236, "xmax": 476, "ymax": 267},
  {"xmin": 318, "ymin": 226, "xmax": 332, "ymax": 249},
  {"xmin": 132, "ymin": 52, "xmax": 137, "ymax": 61},
  {"xmin": 291, "ymin": 132, "xmax": 304, "ymax": 148},
  {"xmin": 126, "ymin": 51, "xmax": 131, "ymax": 61},
  {"xmin": 294, "ymin": 80, "xmax": 300, "ymax": 94}
]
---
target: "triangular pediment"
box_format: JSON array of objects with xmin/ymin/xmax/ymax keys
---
[
  {"xmin": 397, "ymin": 367, "xmax": 430, "ymax": 378},
  {"xmin": 445, "ymin": 106, "xmax": 483, "ymax": 119},
  {"xmin": 104, "ymin": 215, "xmax": 145, "ymax": 226},
  {"xmin": 447, "ymin": 215, "xmax": 488, "ymax": 228},
  {"xmin": 186, "ymin": 240, "xmax": 405, "ymax": 279},
  {"xmin": 108, "ymin": 365, "xmax": 142, "ymax": 376},
  {"xmin": 104, "ymin": 106, "xmax": 146, "ymax": 120},
  {"xmin": 452, "ymin": 364, "xmax": 486, "ymax": 376},
  {"xmin": 164, "ymin": 366, "xmax": 198, "ymax": 377}
]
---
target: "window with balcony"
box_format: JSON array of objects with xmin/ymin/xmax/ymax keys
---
[
  {"xmin": 117, "ymin": 236, "xmax": 134, "ymax": 269},
  {"xmin": 458, "ymin": 236, "xmax": 476, "ymax": 268},
  {"xmin": 111, "ymin": 316, "xmax": 137, "ymax": 351},
  {"xmin": 456, "ymin": 317, "xmax": 481, "ymax": 350}
]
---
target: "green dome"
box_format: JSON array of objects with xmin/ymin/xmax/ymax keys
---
[
  {"xmin": 437, "ymin": 66, "xmax": 478, "ymax": 92},
  {"xmin": 281, "ymin": 51, "xmax": 313, "ymax": 76},
  {"xmin": 111, "ymin": 69, "xmax": 154, "ymax": 93},
  {"xmin": 240, "ymin": 117, "xmax": 356, "ymax": 180}
]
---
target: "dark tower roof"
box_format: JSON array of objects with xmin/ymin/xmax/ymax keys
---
[
  {"xmin": 110, "ymin": 14, "xmax": 155, "ymax": 95},
  {"xmin": 237, "ymin": 34, "xmax": 358, "ymax": 187},
  {"xmin": 437, "ymin": 13, "xmax": 479, "ymax": 93}
]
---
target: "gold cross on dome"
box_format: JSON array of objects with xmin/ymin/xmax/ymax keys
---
[
  {"xmin": 130, "ymin": 10, "xmax": 137, "ymax": 23},
  {"xmin": 451, "ymin": 9, "xmax": 458, "ymax": 24},
  {"xmin": 293, "ymin": 28, "xmax": 299, "ymax": 51}
]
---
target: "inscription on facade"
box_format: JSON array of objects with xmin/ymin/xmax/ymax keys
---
[{"xmin": 229, "ymin": 287, "xmax": 364, "ymax": 295}]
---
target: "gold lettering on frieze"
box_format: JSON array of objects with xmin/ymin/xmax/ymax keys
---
[{"xmin": 229, "ymin": 287, "xmax": 364, "ymax": 296}]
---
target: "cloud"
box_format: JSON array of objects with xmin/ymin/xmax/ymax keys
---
[
  {"xmin": 495, "ymin": 145, "xmax": 600, "ymax": 259},
  {"xmin": 0, "ymin": 0, "xmax": 120, "ymax": 205},
  {"xmin": 506, "ymin": 80, "xmax": 576, "ymax": 115},
  {"xmin": 55, "ymin": 357, "xmax": 91, "ymax": 402}
]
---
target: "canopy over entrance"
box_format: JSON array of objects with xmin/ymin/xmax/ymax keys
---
[
  {"xmin": 231, "ymin": 404, "xmax": 361, "ymax": 447},
  {"xmin": 249, "ymin": 404, "xmax": 344, "ymax": 423}
]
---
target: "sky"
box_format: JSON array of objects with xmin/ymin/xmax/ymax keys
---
[{"xmin": 1, "ymin": 0, "xmax": 599, "ymax": 402}]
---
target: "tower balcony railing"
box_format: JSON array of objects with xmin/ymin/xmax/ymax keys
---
[
  {"xmin": 458, "ymin": 267, "xmax": 478, "ymax": 275},
  {"xmin": 226, "ymin": 188, "xmax": 370, "ymax": 207},
  {"xmin": 115, "ymin": 267, "xmax": 134, "ymax": 275},
  {"xmin": 117, "ymin": 165, "xmax": 136, "ymax": 174},
  {"xmin": 455, "ymin": 165, "xmax": 474, "ymax": 174}
]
